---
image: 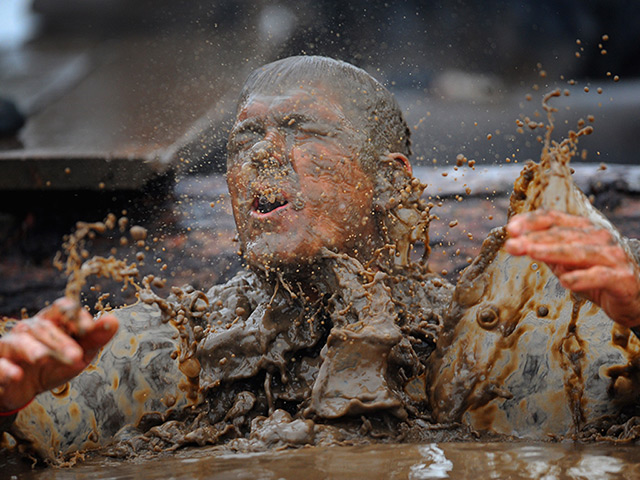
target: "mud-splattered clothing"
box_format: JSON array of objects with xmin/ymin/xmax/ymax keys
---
[
  {"xmin": 3, "ymin": 255, "xmax": 453, "ymax": 462},
  {"xmin": 429, "ymin": 158, "xmax": 640, "ymax": 438}
]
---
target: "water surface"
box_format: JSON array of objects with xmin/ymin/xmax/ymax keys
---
[{"xmin": 5, "ymin": 442, "xmax": 640, "ymax": 479}]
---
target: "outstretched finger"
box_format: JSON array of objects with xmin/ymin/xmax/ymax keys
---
[
  {"xmin": 76, "ymin": 314, "xmax": 119, "ymax": 360},
  {"xmin": 0, "ymin": 332, "xmax": 53, "ymax": 365},
  {"xmin": 507, "ymin": 226, "xmax": 612, "ymax": 248},
  {"xmin": 511, "ymin": 242, "xmax": 628, "ymax": 269},
  {"xmin": 559, "ymin": 265, "xmax": 639, "ymax": 298},
  {"xmin": 0, "ymin": 357, "xmax": 23, "ymax": 384},
  {"xmin": 507, "ymin": 210, "xmax": 592, "ymax": 237},
  {"xmin": 38, "ymin": 298, "xmax": 93, "ymax": 337}
]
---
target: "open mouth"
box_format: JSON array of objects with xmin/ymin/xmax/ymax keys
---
[{"xmin": 252, "ymin": 193, "xmax": 289, "ymax": 215}]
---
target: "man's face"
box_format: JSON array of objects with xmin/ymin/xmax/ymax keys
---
[{"xmin": 227, "ymin": 83, "xmax": 377, "ymax": 269}]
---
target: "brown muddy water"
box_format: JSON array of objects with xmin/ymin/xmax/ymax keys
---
[{"xmin": 4, "ymin": 441, "xmax": 640, "ymax": 479}]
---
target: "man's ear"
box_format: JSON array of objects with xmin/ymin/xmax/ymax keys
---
[{"xmin": 387, "ymin": 153, "xmax": 412, "ymax": 175}]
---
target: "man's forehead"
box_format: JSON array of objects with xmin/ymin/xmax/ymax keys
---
[{"xmin": 236, "ymin": 85, "xmax": 353, "ymax": 123}]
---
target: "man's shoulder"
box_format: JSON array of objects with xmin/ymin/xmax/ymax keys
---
[
  {"xmin": 205, "ymin": 268, "xmax": 264, "ymax": 297},
  {"xmin": 205, "ymin": 269, "xmax": 271, "ymax": 316}
]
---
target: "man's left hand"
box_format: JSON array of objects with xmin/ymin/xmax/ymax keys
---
[{"xmin": 505, "ymin": 209, "xmax": 640, "ymax": 328}]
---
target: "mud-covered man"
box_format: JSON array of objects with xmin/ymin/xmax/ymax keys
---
[{"xmin": 2, "ymin": 56, "xmax": 640, "ymax": 461}]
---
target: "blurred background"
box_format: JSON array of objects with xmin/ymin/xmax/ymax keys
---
[
  {"xmin": 2, "ymin": 0, "xmax": 639, "ymax": 172},
  {"xmin": 0, "ymin": 0, "xmax": 639, "ymax": 315}
]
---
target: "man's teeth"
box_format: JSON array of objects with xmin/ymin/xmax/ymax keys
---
[{"xmin": 255, "ymin": 195, "xmax": 288, "ymax": 214}]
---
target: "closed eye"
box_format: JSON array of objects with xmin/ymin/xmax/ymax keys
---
[
  {"xmin": 297, "ymin": 124, "xmax": 335, "ymax": 137},
  {"xmin": 281, "ymin": 114, "xmax": 336, "ymax": 138},
  {"xmin": 293, "ymin": 121, "xmax": 336, "ymax": 138},
  {"xmin": 229, "ymin": 123, "xmax": 263, "ymax": 150}
]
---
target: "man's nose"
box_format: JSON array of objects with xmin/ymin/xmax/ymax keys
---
[{"xmin": 250, "ymin": 130, "xmax": 285, "ymax": 168}]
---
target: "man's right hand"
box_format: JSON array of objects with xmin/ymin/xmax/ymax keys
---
[{"xmin": 0, "ymin": 298, "xmax": 118, "ymax": 413}]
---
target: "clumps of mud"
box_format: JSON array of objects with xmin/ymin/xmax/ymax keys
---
[
  {"xmin": 51, "ymin": 213, "xmax": 161, "ymax": 317},
  {"xmin": 578, "ymin": 414, "xmax": 640, "ymax": 443},
  {"xmin": 102, "ymin": 246, "xmax": 454, "ymax": 459}
]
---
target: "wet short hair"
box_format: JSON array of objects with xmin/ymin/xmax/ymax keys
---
[{"xmin": 236, "ymin": 55, "xmax": 412, "ymax": 171}]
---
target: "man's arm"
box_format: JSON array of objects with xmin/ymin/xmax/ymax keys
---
[
  {"xmin": 0, "ymin": 298, "xmax": 118, "ymax": 419},
  {"xmin": 505, "ymin": 209, "xmax": 640, "ymax": 328}
]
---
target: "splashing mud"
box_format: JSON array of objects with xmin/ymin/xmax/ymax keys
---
[
  {"xmin": 5, "ymin": 174, "xmax": 459, "ymax": 464},
  {"xmin": 55, "ymin": 214, "xmax": 141, "ymax": 304},
  {"xmin": 50, "ymin": 214, "xmax": 143, "ymax": 333},
  {"xmin": 429, "ymin": 89, "xmax": 640, "ymax": 438},
  {"xmin": 4, "ymin": 90, "xmax": 640, "ymax": 468}
]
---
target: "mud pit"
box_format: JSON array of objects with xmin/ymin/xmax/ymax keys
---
[
  {"xmin": 3, "ymin": 91, "xmax": 640, "ymax": 476},
  {"xmin": 6, "ymin": 442, "xmax": 640, "ymax": 479}
]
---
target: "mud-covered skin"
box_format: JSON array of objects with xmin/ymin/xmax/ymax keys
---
[
  {"xmin": 429, "ymin": 127, "xmax": 640, "ymax": 437},
  {"xmin": 227, "ymin": 85, "xmax": 380, "ymax": 268}
]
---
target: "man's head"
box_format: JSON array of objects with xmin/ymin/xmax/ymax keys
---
[
  {"xmin": 236, "ymin": 56, "xmax": 412, "ymax": 168},
  {"xmin": 226, "ymin": 56, "xmax": 428, "ymax": 271}
]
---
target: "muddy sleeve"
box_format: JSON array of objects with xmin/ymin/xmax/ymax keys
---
[{"xmin": 8, "ymin": 302, "xmax": 193, "ymax": 461}]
